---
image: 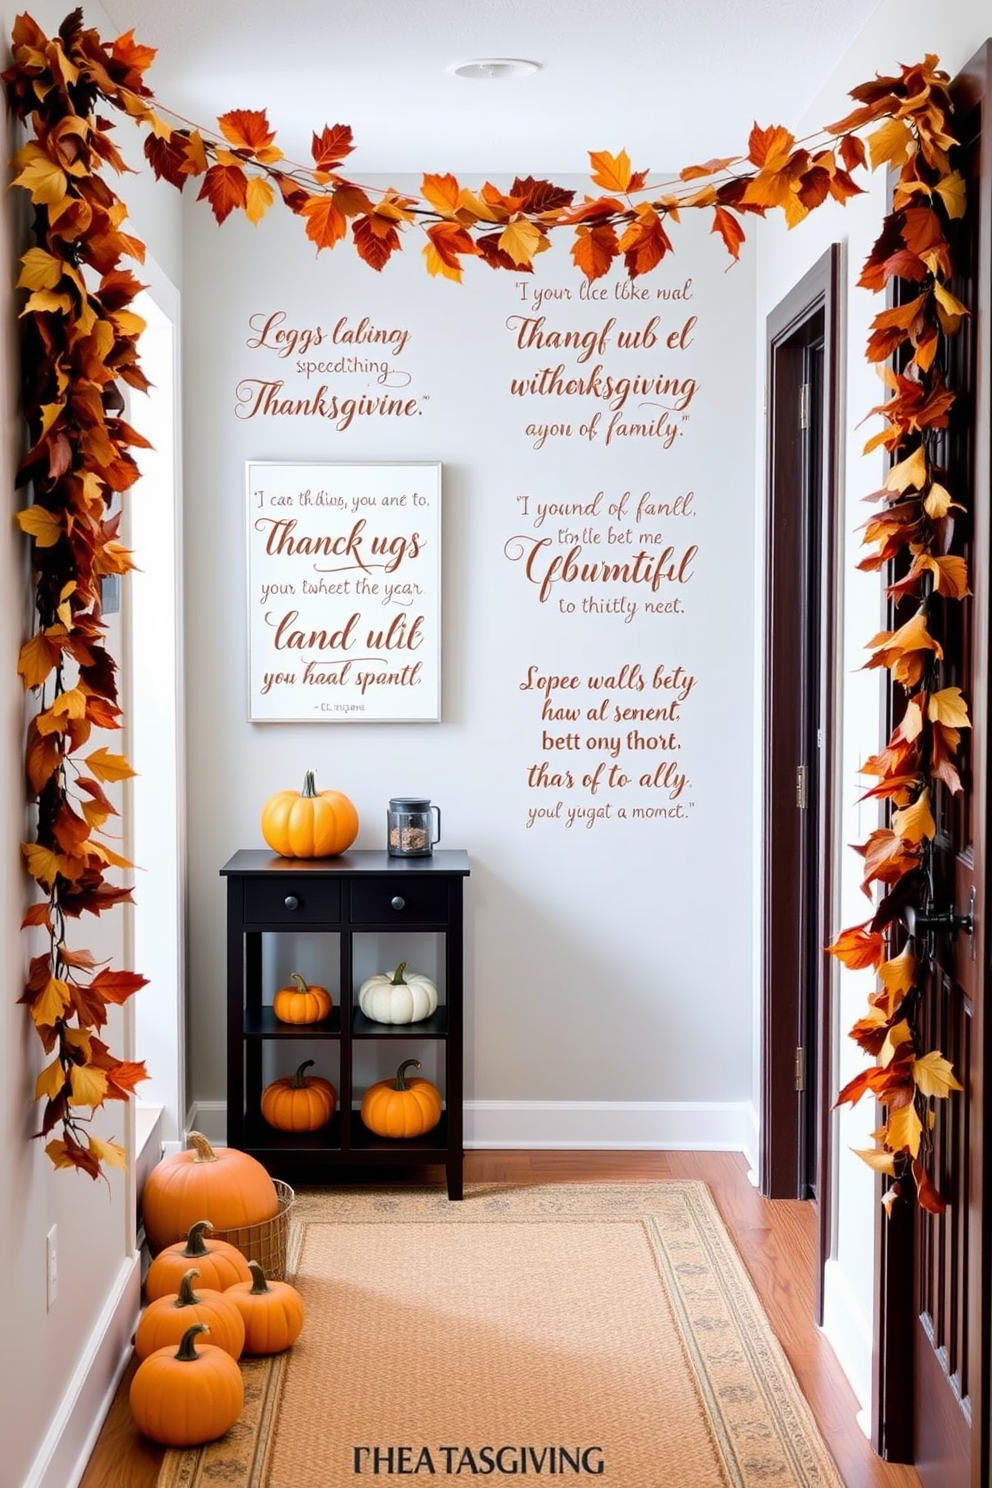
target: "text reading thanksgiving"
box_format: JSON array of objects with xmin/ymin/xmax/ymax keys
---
[{"xmin": 246, "ymin": 461, "xmax": 441, "ymax": 722}]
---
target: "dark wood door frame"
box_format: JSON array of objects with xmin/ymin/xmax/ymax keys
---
[
  {"xmin": 872, "ymin": 42, "xmax": 992, "ymax": 1487},
  {"xmin": 761, "ymin": 248, "xmax": 842, "ymax": 1307}
]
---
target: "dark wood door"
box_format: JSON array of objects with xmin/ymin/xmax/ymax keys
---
[
  {"xmin": 873, "ymin": 42, "xmax": 990, "ymax": 1488},
  {"xmin": 762, "ymin": 248, "xmax": 841, "ymax": 1276}
]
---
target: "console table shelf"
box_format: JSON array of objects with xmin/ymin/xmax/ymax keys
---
[{"xmin": 221, "ymin": 849, "xmax": 469, "ymax": 1199}]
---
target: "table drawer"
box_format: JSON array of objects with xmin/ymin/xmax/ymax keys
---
[
  {"xmin": 349, "ymin": 878, "xmax": 449, "ymax": 926},
  {"xmin": 243, "ymin": 877, "xmax": 342, "ymax": 925}
]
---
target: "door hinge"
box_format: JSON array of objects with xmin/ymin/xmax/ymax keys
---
[
  {"xmin": 796, "ymin": 764, "xmax": 808, "ymax": 810},
  {"xmin": 795, "ymin": 1046, "xmax": 806, "ymax": 1092},
  {"xmin": 799, "ymin": 382, "xmax": 810, "ymax": 430}
]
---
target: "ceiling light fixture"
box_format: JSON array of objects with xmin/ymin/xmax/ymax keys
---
[{"xmin": 448, "ymin": 58, "xmax": 541, "ymax": 81}]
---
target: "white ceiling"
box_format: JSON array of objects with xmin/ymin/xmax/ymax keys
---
[{"xmin": 99, "ymin": 0, "xmax": 885, "ymax": 176}]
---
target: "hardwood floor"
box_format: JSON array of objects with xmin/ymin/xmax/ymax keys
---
[{"xmin": 79, "ymin": 1150, "xmax": 921, "ymax": 1488}]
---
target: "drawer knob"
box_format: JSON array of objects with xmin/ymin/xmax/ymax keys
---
[
  {"xmin": 390, "ymin": 895, "xmax": 406, "ymax": 911},
  {"xmin": 284, "ymin": 894, "xmax": 300, "ymax": 911}
]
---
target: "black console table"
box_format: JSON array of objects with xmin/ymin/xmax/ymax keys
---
[{"xmin": 220, "ymin": 849, "xmax": 470, "ymax": 1199}]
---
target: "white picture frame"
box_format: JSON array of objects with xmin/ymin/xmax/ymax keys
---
[{"xmin": 246, "ymin": 461, "xmax": 441, "ymax": 722}]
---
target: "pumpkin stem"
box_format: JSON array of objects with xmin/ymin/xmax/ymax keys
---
[
  {"xmin": 292, "ymin": 1060, "xmax": 316, "ymax": 1088},
  {"xmin": 247, "ymin": 1259, "xmax": 273, "ymax": 1294},
  {"xmin": 393, "ymin": 1058, "xmax": 422, "ymax": 1090},
  {"xmin": 389, "ymin": 962, "xmax": 408, "ymax": 985},
  {"xmin": 186, "ymin": 1131, "xmax": 219, "ymax": 1164},
  {"xmin": 176, "ymin": 1268, "xmax": 202, "ymax": 1306},
  {"xmin": 301, "ymin": 770, "xmax": 317, "ymax": 798},
  {"xmin": 182, "ymin": 1221, "xmax": 214, "ymax": 1257},
  {"xmin": 174, "ymin": 1322, "xmax": 210, "ymax": 1361},
  {"xmin": 290, "ymin": 971, "xmax": 310, "ymax": 995}
]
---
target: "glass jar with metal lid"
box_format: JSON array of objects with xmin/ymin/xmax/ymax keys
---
[{"xmin": 386, "ymin": 797, "xmax": 441, "ymax": 857}]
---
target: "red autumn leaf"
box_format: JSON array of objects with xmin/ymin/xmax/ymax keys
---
[
  {"xmin": 88, "ymin": 968, "xmax": 149, "ymax": 1004},
  {"xmin": 475, "ymin": 231, "xmax": 528, "ymax": 273},
  {"xmin": 196, "ymin": 163, "xmax": 248, "ymax": 224},
  {"xmin": 618, "ymin": 209, "xmax": 672, "ymax": 277},
  {"xmin": 747, "ymin": 122, "xmax": 795, "ymax": 170},
  {"xmin": 839, "ymin": 133, "xmax": 868, "ymax": 172},
  {"xmin": 911, "ymin": 1158, "xmax": 947, "ymax": 1215},
  {"xmin": 827, "ymin": 923, "xmax": 885, "ymax": 970},
  {"xmin": 510, "ymin": 176, "xmax": 576, "ymax": 213},
  {"xmin": 570, "ymin": 223, "xmax": 619, "ymax": 281},
  {"xmin": 711, "ymin": 206, "xmax": 746, "ymax": 260},
  {"xmin": 352, "ymin": 215, "xmax": 400, "ymax": 272},
  {"xmin": 300, "ymin": 194, "xmax": 347, "ymax": 251},
  {"xmin": 311, "ymin": 124, "xmax": 354, "ymax": 172}
]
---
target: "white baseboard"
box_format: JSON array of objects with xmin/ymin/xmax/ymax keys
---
[
  {"xmin": 821, "ymin": 1255, "xmax": 874, "ymax": 1426},
  {"xmin": 464, "ymin": 1099, "xmax": 756, "ymax": 1152},
  {"xmin": 23, "ymin": 1254, "xmax": 141, "ymax": 1488},
  {"xmin": 193, "ymin": 1098, "xmax": 756, "ymax": 1155}
]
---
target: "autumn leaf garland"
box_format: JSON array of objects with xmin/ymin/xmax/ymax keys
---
[{"xmin": 4, "ymin": 14, "xmax": 968, "ymax": 1194}]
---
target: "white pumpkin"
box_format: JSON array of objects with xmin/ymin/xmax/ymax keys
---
[{"xmin": 358, "ymin": 962, "xmax": 439, "ymax": 1025}]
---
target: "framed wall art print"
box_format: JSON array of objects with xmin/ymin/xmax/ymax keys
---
[{"xmin": 246, "ymin": 461, "xmax": 442, "ymax": 722}]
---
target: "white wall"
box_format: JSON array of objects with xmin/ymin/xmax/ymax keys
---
[
  {"xmin": 180, "ymin": 181, "xmax": 759, "ymax": 1153},
  {"xmin": 0, "ymin": 7, "xmax": 183, "ymax": 1485},
  {"xmin": 751, "ymin": 0, "xmax": 989, "ymax": 1420}
]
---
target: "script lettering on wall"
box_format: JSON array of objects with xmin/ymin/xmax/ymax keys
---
[
  {"xmin": 246, "ymin": 461, "xmax": 441, "ymax": 721},
  {"xmin": 501, "ymin": 270, "xmax": 708, "ymax": 831}
]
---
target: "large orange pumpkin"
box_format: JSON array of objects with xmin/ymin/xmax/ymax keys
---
[
  {"xmin": 260, "ymin": 770, "xmax": 358, "ymax": 858},
  {"xmin": 130, "ymin": 1323, "xmax": 244, "ymax": 1447},
  {"xmin": 141, "ymin": 1132, "xmax": 280, "ymax": 1253},
  {"xmin": 134, "ymin": 1268, "xmax": 246, "ymax": 1361},
  {"xmin": 144, "ymin": 1220, "xmax": 252, "ymax": 1302},
  {"xmin": 226, "ymin": 1260, "xmax": 305, "ymax": 1355},
  {"xmin": 261, "ymin": 1060, "xmax": 337, "ymax": 1132},
  {"xmin": 360, "ymin": 1058, "xmax": 442, "ymax": 1139}
]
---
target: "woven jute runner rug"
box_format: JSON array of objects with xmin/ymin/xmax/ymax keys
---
[{"xmin": 156, "ymin": 1181, "xmax": 845, "ymax": 1488}]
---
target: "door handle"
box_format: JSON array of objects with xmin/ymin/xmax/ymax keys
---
[{"xmin": 905, "ymin": 888, "xmax": 975, "ymax": 943}]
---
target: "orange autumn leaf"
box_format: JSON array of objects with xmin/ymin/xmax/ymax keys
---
[
  {"xmin": 588, "ymin": 149, "xmax": 634, "ymax": 193},
  {"xmin": 827, "ymin": 923, "xmax": 885, "ymax": 970},
  {"xmin": 911, "ymin": 1158, "xmax": 946, "ymax": 1215},
  {"xmin": 197, "ymin": 163, "xmax": 248, "ymax": 223},
  {"xmin": 217, "ymin": 108, "xmax": 282, "ymax": 164},
  {"xmin": 711, "ymin": 206, "xmax": 746, "ymax": 260},
  {"xmin": 299, "ymin": 194, "xmax": 348, "ymax": 251},
  {"xmin": 571, "ymin": 223, "xmax": 619, "ymax": 281},
  {"xmin": 747, "ymin": 122, "xmax": 795, "ymax": 170},
  {"xmin": 311, "ymin": 123, "xmax": 355, "ymax": 172}
]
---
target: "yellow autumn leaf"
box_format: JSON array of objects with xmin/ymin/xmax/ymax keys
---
[
  {"xmin": 499, "ymin": 219, "xmax": 548, "ymax": 268},
  {"xmin": 923, "ymin": 481, "xmax": 963, "ymax": 519},
  {"xmin": 880, "ymin": 1018, "xmax": 914, "ymax": 1067},
  {"xmin": 69, "ymin": 1064, "xmax": 108, "ymax": 1109},
  {"xmin": 884, "ymin": 444, "xmax": 927, "ymax": 494},
  {"xmin": 891, "ymin": 788, "xmax": 936, "ymax": 844},
  {"xmin": 244, "ymin": 176, "xmax": 275, "ymax": 226},
  {"xmin": 22, "ymin": 288, "xmax": 72, "ymax": 316},
  {"xmin": 11, "ymin": 145, "xmax": 68, "ymax": 205},
  {"xmin": 913, "ymin": 1049, "xmax": 964, "ymax": 1099},
  {"xmin": 17, "ymin": 634, "xmax": 59, "ymax": 690},
  {"xmin": 21, "ymin": 842, "xmax": 68, "ymax": 886},
  {"xmin": 886, "ymin": 1101, "xmax": 923, "ymax": 1158},
  {"xmin": 589, "ymin": 148, "xmax": 632, "ymax": 192},
  {"xmin": 32, "ymin": 975, "xmax": 71, "ymax": 1028},
  {"xmin": 89, "ymin": 1135, "xmax": 127, "ymax": 1170},
  {"xmin": 35, "ymin": 1058, "xmax": 68, "ymax": 1102},
  {"xmin": 935, "ymin": 170, "xmax": 967, "ymax": 219},
  {"xmin": 422, "ymin": 242, "xmax": 463, "ymax": 282},
  {"xmin": 17, "ymin": 247, "xmax": 64, "ymax": 291},
  {"xmin": 88, "ymin": 841, "xmax": 135, "ymax": 871},
  {"xmin": 852, "ymin": 1147, "xmax": 898, "ymax": 1175},
  {"xmin": 933, "ymin": 281, "xmax": 969, "ymax": 320},
  {"xmin": 51, "ymin": 686, "xmax": 87, "ymax": 719},
  {"xmin": 45, "ymin": 1139, "xmax": 79, "ymax": 1170},
  {"xmin": 877, "ymin": 945, "xmax": 917, "ymax": 1017},
  {"xmin": 928, "ymin": 687, "xmax": 971, "ymax": 729},
  {"xmin": 16, "ymin": 505, "xmax": 63, "ymax": 547},
  {"xmin": 85, "ymin": 747, "xmax": 137, "ymax": 783},
  {"xmin": 867, "ymin": 117, "xmax": 915, "ymax": 171}
]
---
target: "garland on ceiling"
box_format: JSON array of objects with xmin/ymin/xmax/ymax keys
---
[{"xmin": 4, "ymin": 10, "xmax": 968, "ymax": 1199}]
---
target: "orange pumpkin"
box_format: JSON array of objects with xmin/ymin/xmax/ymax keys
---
[
  {"xmin": 130, "ymin": 1323, "xmax": 244, "ymax": 1447},
  {"xmin": 134, "ymin": 1268, "xmax": 246, "ymax": 1361},
  {"xmin": 360, "ymin": 1058, "xmax": 442, "ymax": 1139},
  {"xmin": 261, "ymin": 1060, "xmax": 337, "ymax": 1132},
  {"xmin": 141, "ymin": 1132, "xmax": 280, "ymax": 1253},
  {"xmin": 144, "ymin": 1220, "xmax": 252, "ymax": 1302},
  {"xmin": 226, "ymin": 1260, "xmax": 305, "ymax": 1354},
  {"xmin": 272, "ymin": 971, "xmax": 333, "ymax": 1024},
  {"xmin": 260, "ymin": 770, "xmax": 358, "ymax": 858}
]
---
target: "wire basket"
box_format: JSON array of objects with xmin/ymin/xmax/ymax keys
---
[{"xmin": 212, "ymin": 1179, "xmax": 295, "ymax": 1280}]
